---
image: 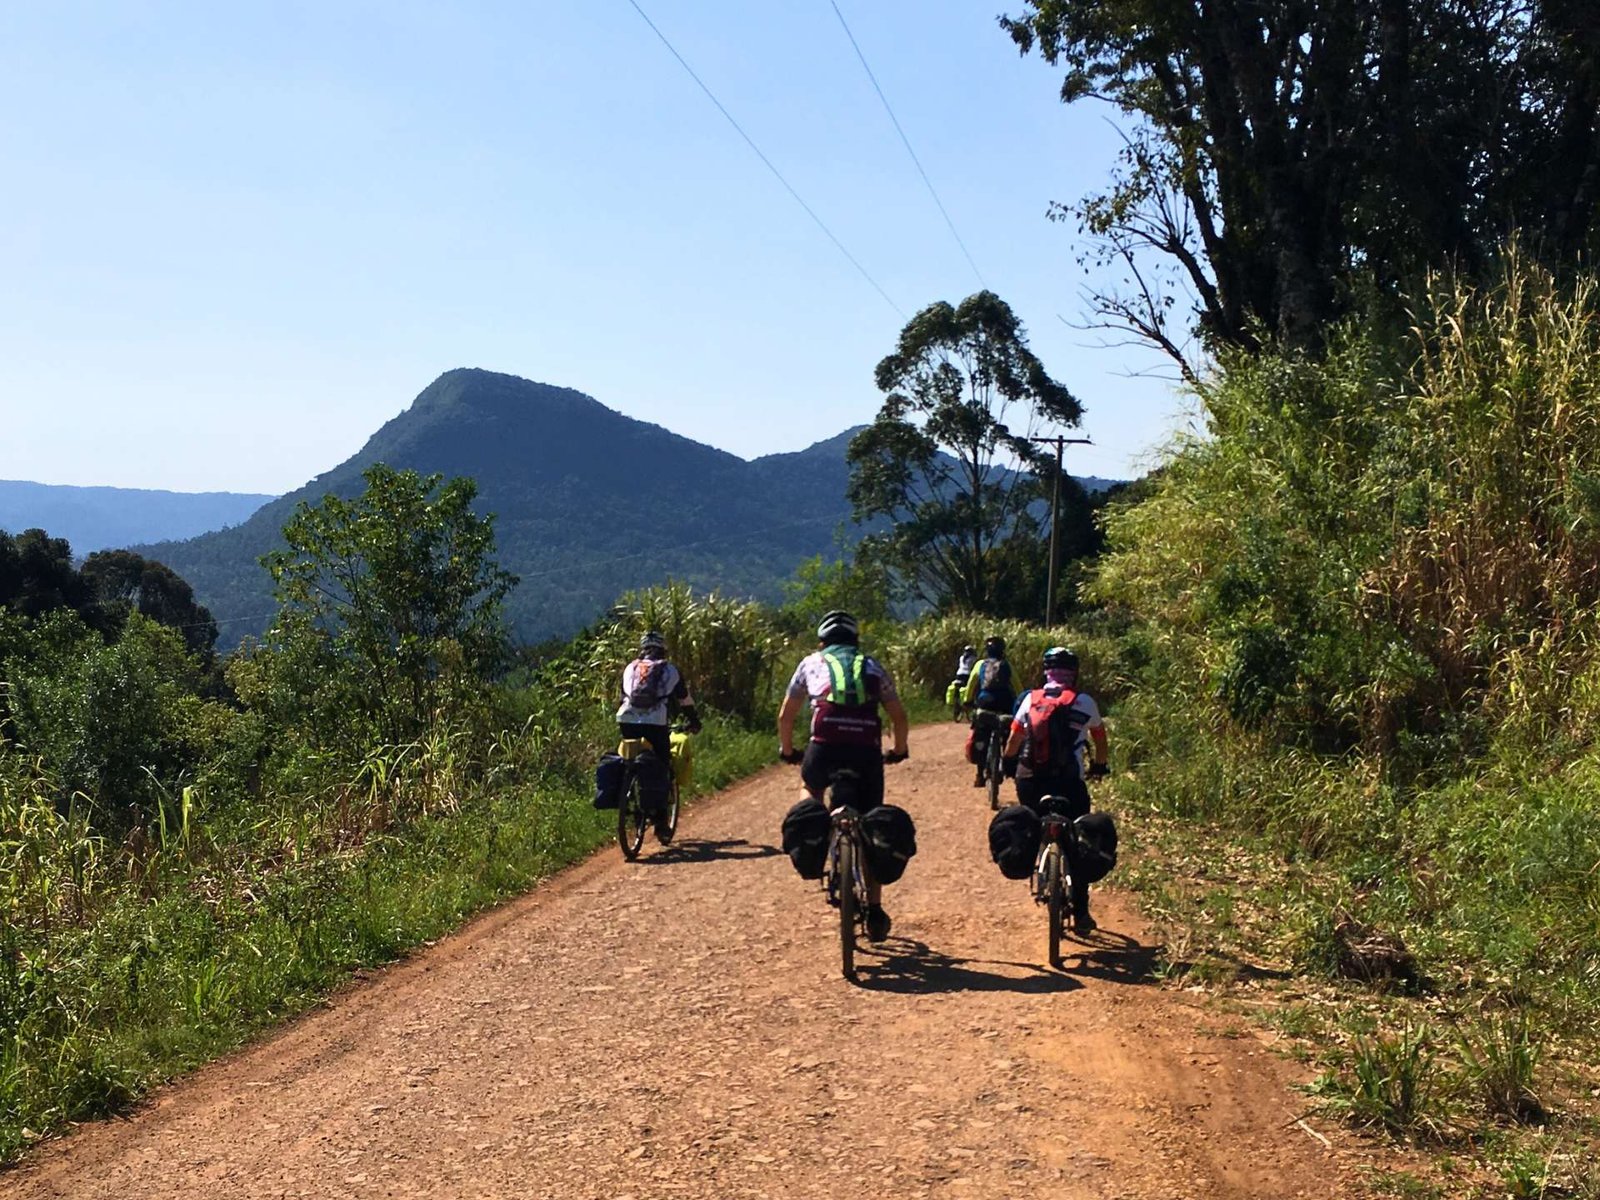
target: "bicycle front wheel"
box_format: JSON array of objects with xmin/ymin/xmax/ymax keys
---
[
  {"xmin": 1043, "ymin": 843, "xmax": 1064, "ymax": 966},
  {"xmin": 837, "ymin": 835, "xmax": 857, "ymax": 980},
  {"xmin": 658, "ymin": 779, "xmax": 680, "ymax": 844},
  {"xmin": 618, "ymin": 775, "xmax": 647, "ymax": 860}
]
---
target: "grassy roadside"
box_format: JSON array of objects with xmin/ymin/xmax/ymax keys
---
[
  {"xmin": 0, "ymin": 716, "xmax": 773, "ymax": 1164},
  {"xmin": 1104, "ymin": 778, "xmax": 1600, "ymax": 1199}
]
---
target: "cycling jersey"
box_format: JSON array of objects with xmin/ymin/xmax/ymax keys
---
[{"xmin": 786, "ymin": 649, "xmax": 899, "ymax": 747}]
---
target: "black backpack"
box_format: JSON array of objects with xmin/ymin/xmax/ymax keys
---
[
  {"xmin": 988, "ymin": 804, "xmax": 1041, "ymax": 880},
  {"xmin": 781, "ymin": 798, "xmax": 831, "ymax": 879},
  {"xmin": 861, "ymin": 804, "xmax": 917, "ymax": 884}
]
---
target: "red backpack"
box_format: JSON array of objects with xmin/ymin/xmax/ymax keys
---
[{"xmin": 1020, "ymin": 687, "xmax": 1089, "ymax": 773}]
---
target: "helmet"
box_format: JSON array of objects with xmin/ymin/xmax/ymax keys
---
[
  {"xmin": 1042, "ymin": 645, "xmax": 1079, "ymax": 671},
  {"xmin": 639, "ymin": 629, "xmax": 667, "ymax": 656},
  {"xmin": 962, "ymin": 644, "xmax": 975, "ymax": 654},
  {"xmin": 816, "ymin": 609, "xmax": 860, "ymax": 645},
  {"xmin": 984, "ymin": 635, "xmax": 1006, "ymax": 657}
]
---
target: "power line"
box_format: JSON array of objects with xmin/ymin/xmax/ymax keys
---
[
  {"xmin": 827, "ymin": 0, "xmax": 986, "ymax": 290},
  {"xmin": 622, "ymin": 0, "xmax": 903, "ymax": 317}
]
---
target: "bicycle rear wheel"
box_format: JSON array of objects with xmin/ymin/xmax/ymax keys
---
[
  {"xmin": 1043, "ymin": 843, "xmax": 1064, "ymax": 966},
  {"xmin": 836, "ymin": 835, "xmax": 857, "ymax": 980},
  {"xmin": 618, "ymin": 774, "xmax": 647, "ymax": 860}
]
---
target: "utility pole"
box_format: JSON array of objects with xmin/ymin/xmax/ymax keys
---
[{"xmin": 1028, "ymin": 435, "xmax": 1093, "ymax": 626}]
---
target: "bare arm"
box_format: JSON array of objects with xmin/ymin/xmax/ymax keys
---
[
  {"xmin": 883, "ymin": 696, "xmax": 910, "ymax": 756},
  {"xmin": 1089, "ymin": 725, "xmax": 1108, "ymax": 766},
  {"xmin": 1003, "ymin": 721, "xmax": 1025, "ymax": 758},
  {"xmin": 777, "ymin": 692, "xmax": 804, "ymax": 757}
]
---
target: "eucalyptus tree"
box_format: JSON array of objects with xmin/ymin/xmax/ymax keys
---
[{"xmin": 847, "ymin": 291, "xmax": 1082, "ymax": 614}]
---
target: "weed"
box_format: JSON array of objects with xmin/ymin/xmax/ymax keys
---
[{"xmin": 1458, "ymin": 1011, "xmax": 1547, "ymax": 1125}]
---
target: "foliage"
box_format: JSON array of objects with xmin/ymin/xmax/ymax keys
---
[
  {"xmin": 877, "ymin": 610, "xmax": 1122, "ymax": 705},
  {"xmin": 80, "ymin": 550, "xmax": 218, "ymax": 660},
  {"xmin": 573, "ymin": 582, "xmax": 795, "ymax": 726},
  {"xmin": 781, "ymin": 554, "xmax": 894, "ymax": 630},
  {"xmin": 1089, "ymin": 255, "xmax": 1600, "ymax": 1185},
  {"xmin": 1002, "ymin": 1, "xmax": 1600, "ymax": 367},
  {"xmin": 260, "ymin": 464, "xmax": 517, "ymax": 746},
  {"xmin": 848, "ymin": 291, "xmax": 1084, "ymax": 616}
]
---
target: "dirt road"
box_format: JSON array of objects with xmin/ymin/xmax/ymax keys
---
[{"xmin": 5, "ymin": 724, "xmax": 1370, "ymax": 1199}]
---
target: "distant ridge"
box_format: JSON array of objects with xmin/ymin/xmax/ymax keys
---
[{"xmin": 0, "ymin": 480, "xmax": 273, "ymax": 553}]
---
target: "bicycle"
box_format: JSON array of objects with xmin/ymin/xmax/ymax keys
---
[
  {"xmin": 1031, "ymin": 794, "xmax": 1086, "ymax": 966},
  {"xmin": 615, "ymin": 728, "xmax": 690, "ymax": 860},
  {"xmin": 782, "ymin": 748, "xmax": 907, "ymax": 979},
  {"xmin": 969, "ymin": 708, "xmax": 1009, "ymax": 811}
]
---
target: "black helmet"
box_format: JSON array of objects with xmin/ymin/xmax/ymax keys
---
[
  {"xmin": 1043, "ymin": 645, "xmax": 1079, "ymax": 671},
  {"xmin": 817, "ymin": 609, "xmax": 860, "ymax": 645},
  {"xmin": 962, "ymin": 643, "xmax": 975, "ymax": 653},
  {"xmin": 639, "ymin": 629, "xmax": 667, "ymax": 656},
  {"xmin": 984, "ymin": 635, "xmax": 1006, "ymax": 657}
]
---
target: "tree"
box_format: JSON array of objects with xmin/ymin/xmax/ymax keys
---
[
  {"xmin": 846, "ymin": 291, "xmax": 1082, "ymax": 614},
  {"xmin": 1003, "ymin": 0, "xmax": 1600, "ymax": 369},
  {"xmin": 81, "ymin": 549, "xmax": 218, "ymax": 659},
  {"xmin": 259, "ymin": 465, "xmax": 517, "ymax": 744},
  {"xmin": 0, "ymin": 529, "xmax": 94, "ymax": 620}
]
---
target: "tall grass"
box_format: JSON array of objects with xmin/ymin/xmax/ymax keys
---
[{"xmin": 1092, "ymin": 252, "xmax": 1600, "ymax": 1026}]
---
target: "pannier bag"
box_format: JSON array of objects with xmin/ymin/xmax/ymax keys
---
[
  {"xmin": 634, "ymin": 750, "xmax": 671, "ymax": 816},
  {"xmin": 1072, "ymin": 811, "xmax": 1119, "ymax": 883},
  {"xmin": 669, "ymin": 730, "xmax": 694, "ymax": 795},
  {"xmin": 964, "ymin": 729, "xmax": 978, "ymax": 764},
  {"xmin": 971, "ymin": 708, "xmax": 1011, "ymax": 733},
  {"xmin": 781, "ymin": 797, "xmax": 831, "ymax": 879},
  {"xmin": 861, "ymin": 804, "xmax": 917, "ymax": 885},
  {"xmin": 593, "ymin": 753, "xmax": 626, "ymax": 810},
  {"xmin": 988, "ymin": 803, "xmax": 1041, "ymax": 880}
]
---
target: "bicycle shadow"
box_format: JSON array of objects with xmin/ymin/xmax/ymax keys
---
[
  {"xmin": 636, "ymin": 837, "xmax": 783, "ymax": 866},
  {"xmin": 1055, "ymin": 928, "xmax": 1162, "ymax": 985},
  {"xmin": 850, "ymin": 938, "xmax": 1084, "ymax": 995}
]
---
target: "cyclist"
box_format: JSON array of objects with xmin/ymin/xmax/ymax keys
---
[
  {"xmin": 946, "ymin": 643, "xmax": 978, "ymax": 717},
  {"xmin": 1001, "ymin": 646, "xmax": 1109, "ymax": 931},
  {"xmin": 777, "ymin": 609, "xmax": 910, "ymax": 942},
  {"xmin": 616, "ymin": 630, "xmax": 702, "ymax": 833},
  {"xmin": 963, "ymin": 635, "xmax": 1016, "ymax": 787}
]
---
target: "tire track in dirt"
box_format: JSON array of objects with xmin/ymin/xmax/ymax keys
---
[{"xmin": 5, "ymin": 724, "xmax": 1370, "ymax": 1199}]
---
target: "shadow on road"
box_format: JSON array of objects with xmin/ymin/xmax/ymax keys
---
[
  {"xmin": 1057, "ymin": 928, "xmax": 1163, "ymax": 985},
  {"xmin": 851, "ymin": 939, "xmax": 1084, "ymax": 995},
  {"xmin": 638, "ymin": 838, "xmax": 783, "ymax": 866}
]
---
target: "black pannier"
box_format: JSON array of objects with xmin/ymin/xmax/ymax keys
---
[
  {"xmin": 970, "ymin": 708, "xmax": 1011, "ymax": 733},
  {"xmin": 988, "ymin": 803, "xmax": 1041, "ymax": 880},
  {"xmin": 1072, "ymin": 811, "xmax": 1119, "ymax": 883},
  {"xmin": 781, "ymin": 797, "xmax": 831, "ymax": 879},
  {"xmin": 861, "ymin": 804, "xmax": 917, "ymax": 884},
  {"xmin": 593, "ymin": 753, "xmax": 626, "ymax": 810},
  {"xmin": 634, "ymin": 751, "xmax": 671, "ymax": 815}
]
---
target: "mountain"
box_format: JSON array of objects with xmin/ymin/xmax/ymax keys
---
[
  {"xmin": 136, "ymin": 370, "xmax": 1129, "ymax": 645},
  {"xmin": 0, "ymin": 481, "xmax": 273, "ymax": 553},
  {"xmin": 137, "ymin": 371, "xmax": 874, "ymax": 644}
]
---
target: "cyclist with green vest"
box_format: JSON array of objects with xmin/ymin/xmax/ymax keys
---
[{"xmin": 777, "ymin": 609, "xmax": 910, "ymax": 940}]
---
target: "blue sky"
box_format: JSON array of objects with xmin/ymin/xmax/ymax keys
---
[{"xmin": 1, "ymin": 1, "xmax": 1187, "ymax": 494}]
